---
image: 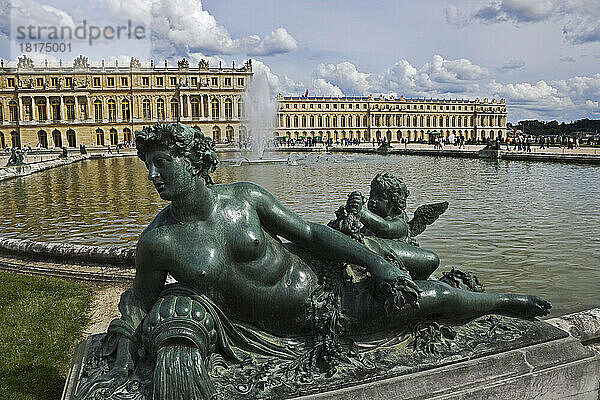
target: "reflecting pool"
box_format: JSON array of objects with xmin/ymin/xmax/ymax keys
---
[{"xmin": 1, "ymin": 153, "xmax": 599, "ymax": 316}]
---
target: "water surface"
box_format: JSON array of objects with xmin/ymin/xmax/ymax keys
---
[{"xmin": 1, "ymin": 153, "xmax": 598, "ymax": 316}]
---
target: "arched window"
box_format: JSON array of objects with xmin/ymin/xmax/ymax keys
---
[
  {"xmin": 107, "ymin": 99, "xmax": 116, "ymax": 121},
  {"xmin": 9, "ymin": 101, "xmax": 18, "ymax": 122},
  {"xmin": 51, "ymin": 99, "xmax": 61, "ymax": 120},
  {"xmin": 142, "ymin": 99, "xmax": 151, "ymax": 119},
  {"xmin": 211, "ymin": 98, "xmax": 220, "ymax": 119},
  {"xmin": 121, "ymin": 99, "xmax": 130, "ymax": 121},
  {"xmin": 95, "ymin": 128, "xmax": 105, "ymax": 146},
  {"xmin": 94, "ymin": 100, "xmax": 103, "ymax": 121},
  {"xmin": 294, "ymin": 115, "xmax": 299, "ymax": 127},
  {"xmin": 332, "ymin": 116, "xmax": 337, "ymax": 126},
  {"xmin": 203, "ymin": 95, "xmax": 209, "ymax": 117},
  {"xmin": 237, "ymin": 99, "xmax": 245, "ymax": 119},
  {"xmin": 52, "ymin": 129, "xmax": 62, "ymax": 147},
  {"xmin": 66, "ymin": 100, "xmax": 75, "ymax": 120},
  {"xmin": 123, "ymin": 128, "xmax": 132, "ymax": 143},
  {"xmin": 66, "ymin": 129, "xmax": 76, "ymax": 147},
  {"xmin": 0, "ymin": 132, "xmax": 5, "ymax": 148},
  {"xmin": 302, "ymin": 115, "xmax": 307, "ymax": 127},
  {"xmin": 191, "ymin": 97, "xmax": 200, "ymax": 119},
  {"xmin": 170, "ymin": 98, "xmax": 179, "ymax": 119},
  {"xmin": 318, "ymin": 115, "xmax": 322, "ymax": 127},
  {"xmin": 109, "ymin": 128, "xmax": 118, "ymax": 145},
  {"xmin": 286, "ymin": 116, "xmax": 291, "ymax": 127},
  {"xmin": 452, "ymin": 116, "xmax": 456, "ymax": 127},
  {"xmin": 212, "ymin": 126, "xmax": 221, "ymax": 142},
  {"xmin": 310, "ymin": 115, "xmax": 315, "ymax": 127},
  {"xmin": 11, "ymin": 131, "xmax": 20, "ymax": 148},
  {"xmin": 224, "ymin": 98, "xmax": 232, "ymax": 119},
  {"xmin": 239, "ymin": 125, "xmax": 248, "ymax": 141},
  {"xmin": 37, "ymin": 130, "xmax": 48, "ymax": 148},
  {"xmin": 225, "ymin": 125, "xmax": 234, "ymax": 142},
  {"xmin": 157, "ymin": 98, "xmax": 165, "ymax": 120},
  {"xmin": 412, "ymin": 116, "xmax": 417, "ymax": 126},
  {"xmin": 35, "ymin": 101, "xmax": 46, "ymax": 121}
]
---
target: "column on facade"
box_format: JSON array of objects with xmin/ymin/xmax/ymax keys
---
[
  {"xmin": 45, "ymin": 96, "xmax": 50, "ymax": 122},
  {"xmin": 30, "ymin": 96, "xmax": 36, "ymax": 121},
  {"xmin": 74, "ymin": 96, "xmax": 79, "ymax": 120},
  {"xmin": 86, "ymin": 96, "xmax": 91, "ymax": 120},
  {"xmin": 179, "ymin": 94, "xmax": 184, "ymax": 118},
  {"xmin": 208, "ymin": 96, "xmax": 212, "ymax": 120},
  {"xmin": 220, "ymin": 96, "xmax": 225, "ymax": 121},
  {"xmin": 18, "ymin": 97, "xmax": 24, "ymax": 121},
  {"xmin": 60, "ymin": 96, "xmax": 64, "ymax": 121},
  {"xmin": 200, "ymin": 95, "xmax": 204, "ymax": 118},
  {"xmin": 186, "ymin": 95, "xmax": 191, "ymax": 119}
]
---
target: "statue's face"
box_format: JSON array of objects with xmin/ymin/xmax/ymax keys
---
[
  {"xmin": 144, "ymin": 149, "xmax": 194, "ymax": 201},
  {"xmin": 367, "ymin": 189, "xmax": 392, "ymax": 218}
]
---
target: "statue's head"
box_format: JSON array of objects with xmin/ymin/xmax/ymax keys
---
[
  {"xmin": 368, "ymin": 172, "xmax": 409, "ymax": 217},
  {"xmin": 135, "ymin": 123, "xmax": 218, "ymax": 186}
]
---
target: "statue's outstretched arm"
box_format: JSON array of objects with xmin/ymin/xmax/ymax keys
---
[{"xmin": 248, "ymin": 183, "xmax": 414, "ymax": 285}]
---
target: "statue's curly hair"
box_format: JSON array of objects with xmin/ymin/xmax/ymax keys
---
[
  {"xmin": 135, "ymin": 123, "xmax": 219, "ymax": 185},
  {"xmin": 370, "ymin": 172, "xmax": 410, "ymax": 213}
]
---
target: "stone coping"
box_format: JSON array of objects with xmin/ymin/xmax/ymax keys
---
[
  {"xmin": 0, "ymin": 238, "xmax": 134, "ymax": 268},
  {"xmin": 0, "ymin": 155, "xmax": 89, "ymax": 181}
]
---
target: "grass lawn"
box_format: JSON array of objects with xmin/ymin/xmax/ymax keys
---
[{"xmin": 0, "ymin": 271, "xmax": 91, "ymax": 400}]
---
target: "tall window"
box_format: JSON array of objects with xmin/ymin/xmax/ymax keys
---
[
  {"xmin": 170, "ymin": 98, "xmax": 179, "ymax": 119},
  {"xmin": 107, "ymin": 99, "xmax": 116, "ymax": 122},
  {"xmin": 237, "ymin": 99, "xmax": 245, "ymax": 118},
  {"xmin": 51, "ymin": 99, "xmax": 61, "ymax": 120},
  {"xmin": 121, "ymin": 99, "xmax": 130, "ymax": 121},
  {"xmin": 0, "ymin": 132, "xmax": 5, "ymax": 148},
  {"xmin": 212, "ymin": 126, "xmax": 220, "ymax": 142},
  {"xmin": 9, "ymin": 101, "xmax": 18, "ymax": 122},
  {"xmin": 157, "ymin": 98, "xmax": 165, "ymax": 120},
  {"xmin": 211, "ymin": 98, "xmax": 219, "ymax": 118},
  {"xmin": 96, "ymin": 128, "xmax": 104, "ymax": 146},
  {"xmin": 225, "ymin": 125, "xmax": 234, "ymax": 141},
  {"xmin": 11, "ymin": 131, "xmax": 20, "ymax": 148},
  {"xmin": 294, "ymin": 115, "xmax": 298, "ymax": 127},
  {"xmin": 191, "ymin": 97, "xmax": 200, "ymax": 119},
  {"xmin": 66, "ymin": 129, "xmax": 76, "ymax": 147},
  {"xmin": 123, "ymin": 128, "xmax": 132, "ymax": 143},
  {"xmin": 66, "ymin": 100, "xmax": 75, "ymax": 120},
  {"xmin": 109, "ymin": 128, "xmax": 118, "ymax": 145},
  {"xmin": 224, "ymin": 98, "xmax": 232, "ymax": 119},
  {"xmin": 302, "ymin": 115, "xmax": 307, "ymax": 127},
  {"xmin": 94, "ymin": 100, "xmax": 103, "ymax": 121},
  {"xmin": 142, "ymin": 99, "xmax": 151, "ymax": 119},
  {"xmin": 38, "ymin": 130, "xmax": 48, "ymax": 148},
  {"xmin": 0, "ymin": 104, "xmax": 3, "ymax": 122}
]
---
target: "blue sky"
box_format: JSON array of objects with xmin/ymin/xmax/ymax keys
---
[{"xmin": 1, "ymin": 0, "xmax": 599, "ymax": 123}]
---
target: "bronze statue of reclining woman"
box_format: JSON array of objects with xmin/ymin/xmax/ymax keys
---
[{"xmin": 75, "ymin": 123, "xmax": 550, "ymax": 400}]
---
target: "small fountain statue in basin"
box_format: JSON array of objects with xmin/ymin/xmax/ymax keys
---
[{"xmin": 75, "ymin": 123, "xmax": 551, "ymax": 400}]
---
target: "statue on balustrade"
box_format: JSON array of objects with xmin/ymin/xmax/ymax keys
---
[{"xmin": 75, "ymin": 123, "xmax": 551, "ymax": 400}]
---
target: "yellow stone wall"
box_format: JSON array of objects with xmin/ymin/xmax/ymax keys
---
[
  {"xmin": 0, "ymin": 56, "xmax": 252, "ymax": 149},
  {"xmin": 275, "ymin": 94, "xmax": 507, "ymax": 142}
]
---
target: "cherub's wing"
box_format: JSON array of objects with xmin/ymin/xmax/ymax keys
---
[{"xmin": 408, "ymin": 201, "xmax": 449, "ymax": 237}]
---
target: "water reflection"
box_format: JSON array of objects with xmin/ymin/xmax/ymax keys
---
[{"xmin": 0, "ymin": 153, "xmax": 599, "ymax": 316}]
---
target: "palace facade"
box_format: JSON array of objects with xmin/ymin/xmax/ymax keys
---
[
  {"xmin": 0, "ymin": 55, "xmax": 252, "ymax": 149},
  {"xmin": 276, "ymin": 95, "xmax": 507, "ymax": 143}
]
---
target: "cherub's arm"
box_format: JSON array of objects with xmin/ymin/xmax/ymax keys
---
[
  {"xmin": 346, "ymin": 191, "xmax": 408, "ymax": 239},
  {"xmin": 360, "ymin": 209, "xmax": 409, "ymax": 239}
]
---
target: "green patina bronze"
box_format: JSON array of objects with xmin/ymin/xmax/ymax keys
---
[
  {"xmin": 75, "ymin": 123, "xmax": 551, "ymax": 400},
  {"xmin": 5, "ymin": 148, "xmax": 25, "ymax": 167}
]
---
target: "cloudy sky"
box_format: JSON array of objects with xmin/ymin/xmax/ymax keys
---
[{"xmin": 1, "ymin": 0, "xmax": 599, "ymax": 123}]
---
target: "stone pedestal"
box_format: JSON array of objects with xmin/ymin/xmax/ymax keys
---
[{"xmin": 63, "ymin": 309, "xmax": 600, "ymax": 400}]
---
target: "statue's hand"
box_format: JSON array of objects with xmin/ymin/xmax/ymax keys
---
[
  {"xmin": 346, "ymin": 191, "xmax": 364, "ymax": 215},
  {"xmin": 377, "ymin": 269, "xmax": 421, "ymax": 313},
  {"xmin": 75, "ymin": 364, "xmax": 130, "ymax": 400}
]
